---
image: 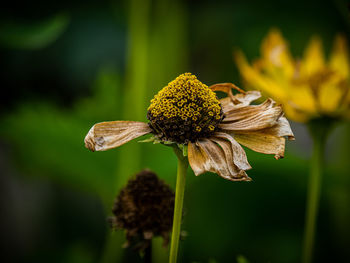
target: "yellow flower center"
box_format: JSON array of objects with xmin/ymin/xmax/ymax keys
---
[{"xmin": 147, "ymin": 73, "xmax": 223, "ymax": 144}]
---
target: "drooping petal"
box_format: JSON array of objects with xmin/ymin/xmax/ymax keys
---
[
  {"xmin": 188, "ymin": 139, "xmax": 251, "ymax": 181},
  {"xmin": 219, "ymin": 99, "xmax": 283, "ymax": 131},
  {"xmin": 260, "ymin": 116, "xmax": 295, "ymax": 140},
  {"xmin": 222, "ymin": 98, "xmax": 274, "ymax": 122},
  {"xmin": 211, "ymin": 132, "xmax": 251, "ymax": 170},
  {"xmin": 232, "ymin": 132, "xmax": 286, "ymax": 160},
  {"xmin": 84, "ymin": 121, "xmax": 152, "ymax": 151},
  {"xmin": 329, "ymin": 35, "xmax": 349, "ymax": 78},
  {"xmin": 188, "ymin": 141, "xmax": 211, "ymax": 176}
]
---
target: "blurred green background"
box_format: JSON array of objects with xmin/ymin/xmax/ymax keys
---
[{"xmin": 1, "ymin": 0, "xmax": 350, "ymax": 262}]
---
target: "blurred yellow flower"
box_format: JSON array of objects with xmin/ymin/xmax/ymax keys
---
[{"xmin": 235, "ymin": 29, "xmax": 350, "ymax": 123}]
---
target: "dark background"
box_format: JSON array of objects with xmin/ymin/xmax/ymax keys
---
[{"xmin": 1, "ymin": 0, "xmax": 350, "ymax": 262}]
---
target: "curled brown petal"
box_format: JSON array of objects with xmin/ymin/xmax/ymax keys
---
[
  {"xmin": 233, "ymin": 132, "xmax": 286, "ymax": 160},
  {"xmin": 188, "ymin": 141, "xmax": 211, "ymax": 176},
  {"xmin": 84, "ymin": 121, "xmax": 152, "ymax": 151},
  {"xmin": 207, "ymin": 137, "xmax": 241, "ymax": 176},
  {"xmin": 188, "ymin": 138, "xmax": 251, "ymax": 181},
  {"xmin": 220, "ymin": 102, "xmax": 283, "ymax": 131},
  {"xmin": 222, "ymin": 98, "xmax": 275, "ymax": 122},
  {"xmin": 220, "ymin": 90, "xmax": 262, "ymax": 112},
  {"xmin": 209, "ymin": 83, "xmax": 242, "ymax": 103},
  {"xmin": 211, "ymin": 132, "xmax": 251, "ymax": 170},
  {"xmin": 261, "ymin": 116, "xmax": 295, "ymax": 140},
  {"xmin": 234, "ymin": 90, "xmax": 261, "ymax": 105}
]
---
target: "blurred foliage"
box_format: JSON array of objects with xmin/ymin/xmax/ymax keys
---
[
  {"xmin": 236, "ymin": 255, "xmax": 249, "ymax": 263},
  {"xmin": 0, "ymin": 13, "xmax": 70, "ymax": 49},
  {"xmin": 1, "ymin": 68, "xmax": 121, "ymax": 204}
]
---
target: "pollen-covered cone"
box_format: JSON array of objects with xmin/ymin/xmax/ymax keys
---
[{"xmin": 235, "ymin": 29, "xmax": 350, "ymax": 123}]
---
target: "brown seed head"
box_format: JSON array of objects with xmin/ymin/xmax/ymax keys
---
[{"xmin": 109, "ymin": 169, "xmax": 175, "ymax": 251}]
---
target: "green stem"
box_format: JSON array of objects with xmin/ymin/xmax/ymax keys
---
[
  {"xmin": 302, "ymin": 119, "xmax": 332, "ymax": 263},
  {"xmin": 169, "ymin": 147, "xmax": 188, "ymax": 263}
]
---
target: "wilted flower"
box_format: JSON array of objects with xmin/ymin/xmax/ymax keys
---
[
  {"xmin": 109, "ymin": 169, "xmax": 174, "ymax": 251},
  {"xmin": 85, "ymin": 73, "xmax": 294, "ymax": 181},
  {"xmin": 235, "ymin": 29, "xmax": 350, "ymax": 123}
]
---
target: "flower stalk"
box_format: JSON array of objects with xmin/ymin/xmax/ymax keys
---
[
  {"xmin": 302, "ymin": 119, "xmax": 333, "ymax": 263},
  {"xmin": 169, "ymin": 146, "xmax": 188, "ymax": 263}
]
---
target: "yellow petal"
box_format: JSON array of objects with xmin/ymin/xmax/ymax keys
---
[
  {"xmin": 318, "ymin": 75, "xmax": 344, "ymax": 114},
  {"xmin": 84, "ymin": 121, "xmax": 151, "ymax": 151},
  {"xmin": 288, "ymin": 83, "xmax": 318, "ymax": 114},
  {"xmin": 282, "ymin": 103, "xmax": 310, "ymax": 123},
  {"xmin": 301, "ymin": 36, "xmax": 325, "ymax": 76},
  {"xmin": 235, "ymin": 50, "xmax": 287, "ymax": 102},
  {"xmin": 260, "ymin": 29, "xmax": 295, "ymax": 78},
  {"xmin": 330, "ymin": 35, "xmax": 350, "ymax": 78}
]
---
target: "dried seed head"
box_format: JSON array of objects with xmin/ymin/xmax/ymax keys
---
[
  {"xmin": 147, "ymin": 73, "xmax": 223, "ymax": 144},
  {"xmin": 109, "ymin": 169, "xmax": 174, "ymax": 251}
]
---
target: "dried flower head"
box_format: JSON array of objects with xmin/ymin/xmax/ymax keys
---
[
  {"xmin": 109, "ymin": 169, "xmax": 174, "ymax": 251},
  {"xmin": 85, "ymin": 73, "xmax": 294, "ymax": 181},
  {"xmin": 235, "ymin": 29, "xmax": 350, "ymax": 123}
]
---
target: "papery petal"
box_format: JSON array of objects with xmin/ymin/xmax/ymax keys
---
[
  {"xmin": 234, "ymin": 90, "xmax": 261, "ymax": 105},
  {"xmin": 302, "ymin": 36, "xmax": 325, "ymax": 76},
  {"xmin": 211, "ymin": 132, "xmax": 251, "ymax": 170},
  {"xmin": 188, "ymin": 139, "xmax": 251, "ymax": 181},
  {"xmin": 222, "ymin": 98, "xmax": 274, "ymax": 122},
  {"xmin": 84, "ymin": 121, "xmax": 152, "ymax": 151},
  {"xmin": 219, "ymin": 97, "xmax": 234, "ymax": 113},
  {"xmin": 330, "ymin": 35, "xmax": 349, "ymax": 78},
  {"xmin": 209, "ymin": 83, "xmax": 242, "ymax": 102},
  {"xmin": 208, "ymin": 138, "xmax": 246, "ymax": 178},
  {"xmin": 220, "ymin": 99, "xmax": 283, "ymax": 131},
  {"xmin": 260, "ymin": 116, "xmax": 295, "ymax": 140},
  {"xmin": 233, "ymin": 132, "xmax": 286, "ymax": 159},
  {"xmin": 219, "ymin": 90, "xmax": 261, "ymax": 112},
  {"xmin": 188, "ymin": 141, "xmax": 210, "ymax": 176}
]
